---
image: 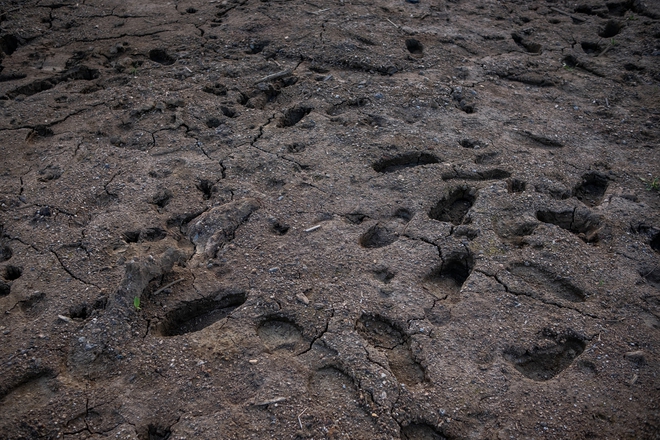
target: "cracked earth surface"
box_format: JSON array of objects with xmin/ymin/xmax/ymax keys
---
[{"xmin": 0, "ymin": 0, "xmax": 660, "ymax": 438}]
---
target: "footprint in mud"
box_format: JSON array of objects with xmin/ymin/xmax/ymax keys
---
[
  {"xmin": 394, "ymin": 208, "xmax": 413, "ymax": 223},
  {"xmin": 424, "ymin": 254, "xmax": 474, "ymax": 302},
  {"xmin": 473, "ymin": 152, "xmax": 500, "ymax": 165},
  {"xmin": 359, "ymin": 224, "xmax": 398, "ymax": 249},
  {"xmin": 307, "ymin": 367, "xmax": 380, "ymax": 436},
  {"xmin": 122, "ymin": 228, "xmax": 167, "ymax": 243},
  {"xmin": 429, "ymin": 187, "xmax": 476, "ymax": 225},
  {"xmin": 202, "ymin": 82, "xmax": 227, "ymax": 96},
  {"xmin": 651, "ymin": 233, "xmax": 660, "ymax": 253},
  {"xmin": 493, "ymin": 214, "xmax": 538, "ymax": 246},
  {"xmin": 345, "ymin": 213, "xmax": 368, "ymax": 224},
  {"xmin": 509, "ymin": 263, "xmax": 586, "ymax": 302},
  {"xmin": 405, "ymin": 38, "xmax": 424, "ymax": 57},
  {"xmin": 286, "ymin": 142, "xmax": 306, "ymax": 153},
  {"xmin": 536, "ymin": 207, "xmax": 600, "ymax": 242},
  {"xmin": 642, "ymin": 267, "xmax": 660, "ymax": 290},
  {"xmin": 506, "ymin": 178, "xmax": 527, "ymax": 193},
  {"xmin": 155, "ymin": 291, "xmax": 246, "ymax": 336},
  {"xmin": 149, "ymin": 48, "xmax": 175, "ymax": 65},
  {"xmin": 68, "ymin": 296, "xmax": 107, "ymax": 321},
  {"xmin": 401, "ymin": 422, "xmax": 448, "ymax": 440},
  {"xmin": 372, "ymin": 152, "xmax": 439, "ymax": 173},
  {"xmin": 518, "ymin": 131, "xmax": 563, "ymax": 148},
  {"xmin": 257, "ymin": 317, "xmax": 307, "ymax": 353},
  {"xmin": 269, "ymin": 218, "xmax": 290, "ymax": 235},
  {"xmin": 145, "ymin": 424, "xmax": 172, "ymax": 440},
  {"xmin": 504, "ymin": 335, "xmax": 586, "ymax": 381},
  {"xmin": 356, "ymin": 315, "xmax": 424, "ymax": 386},
  {"xmin": 3, "ymin": 265, "xmax": 22, "ymax": 280},
  {"xmin": 573, "ymin": 172, "xmax": 609, "ymax": 207},
  {"xmin": 0, "ymin": 369, "xmax": 56, "ymax": 415},
  {"xmin": 151, "ymin": 188, "xmax": 173, "ymax": 208},
  {"xmin": 0, "ymin": 280, "xmax": 9, "ymax": 297},
  {"xmin": 196, "ymin": 179, "xmax": 215, "ymax": 200},
  {"xmin": 581, "ymin": 41, "xmax": 603, "ymax": 55},
  {"xmin": 326, "ymin": 97, "xmax": 369, "ymax": 116},
  {"xmin": 0, "ymin": 244, "xmax": 12, "ymax": 262},
  {"xmin": 458, "ymin": 138, "xmax": 484, "ymax": 149},
  {"xmin": 278, "ymin": 106, "xmax": 312, "ymax": 127},
  {"xmin": 511, "ymin": 32, "xmax": 542, "ymax": 53},
  {"xmin": 598, "ymin": 20, "xmax": 622, "ymax": 38},
  {"xmin": 373, "ymin": 266, "xmax": 395, "ymax": 284},
  {"xmin": 19, "ymin": 291, "xmax": 45, "ymax": 315}
]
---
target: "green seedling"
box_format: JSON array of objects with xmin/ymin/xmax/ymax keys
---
[
  {"xmin": 133, "ymin": 296, "xmax": 141, "ymax": 310},
  {"xmin": 128, "ymin": 66, "xmax": 138, "ymax": 76},
  {"xmin": 641, "ymin": 176, "xmax": 660, "ymax": 192}
]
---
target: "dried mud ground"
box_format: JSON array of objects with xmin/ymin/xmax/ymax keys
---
[{"xmin": 1, "ymin": 0, "xmax": 660, "ymax": 438}]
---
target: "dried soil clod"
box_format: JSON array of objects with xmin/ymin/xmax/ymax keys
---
[{"xmin": 186, "ymin": 198, "xmax": 260, "ymax": 259}]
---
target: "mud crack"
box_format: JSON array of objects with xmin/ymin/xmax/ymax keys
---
[{"xmin": 50, "ymin": 248, "xmax": 100, "ymax": 288}]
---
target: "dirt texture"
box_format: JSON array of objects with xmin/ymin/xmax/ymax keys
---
[{"xmin": 1, "ymin": 0, "xmax": 660, "ymax": 438}]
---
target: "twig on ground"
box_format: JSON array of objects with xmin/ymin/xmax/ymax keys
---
[
  {"xmin": 305, "ymin": 8, "xmax": 329, "ymax": 15},
  {"xmin": 0, "ymin": 7, "xmax": 20, "ymax": 17},
  {"xmin": 386, "ymin": 18, "xmax": 400, "ymax": 29},
  {"xmin": 298, "ymin": 408, "xmax": 308, "ymax": 429},
  {"xmin": 597, "ymin": 44, "xmax": 612, "ymax": 57},
  {"xmin": 252, "ymin": 397, "xmax": 287, "ymax": 406},
  {"xmin": 254, "ymin": 69, "xmax": 292, "ymax": 85},
  {"xmin": 550, "ymin": 7, "xmax": 586, "ymax": 22},
  {"xmin": 642, "ymin": 266, "xmax": 658, "ymax": 279},
  {"xmin": 153, "ymin": 278, "xmax": 185, "ymax": 296},
  {"xmin": 304, "ymin": 225, "xmax": 321, "ymax": 232}
]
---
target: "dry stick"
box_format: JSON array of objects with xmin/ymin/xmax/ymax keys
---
[
  {"xmin": 597, "ymin": 44, "xmax": 612, "ymax": 57},
  {"xmin": 305, "ymin": 8, "xmax": 330, "ymax": 15},
  {"xmin": 253, "ymin": 397, "xmax": 287, "ymax": 406},
  {"xmin": 0, "ymin": 7, "xmax": 20, "ymax": 17},
  {"xmin": 386, "ymin": 18, "xmax": 400, "ymax": 29},
  {"xmin": 550, "ymin": 7, "xmax": 586, "ymax": 22},
  {"xmin": 642, "ymin": 265, "xmax": 658, "ymax": 279},
  {"xmin": 254, "ymin": 69, "xmax": 292, "ymax": 85},
  {"xmin": 298, "ymin": 408, "xmax": 308, "ymax": 429},
  {"xmin": 152, "ymin": 278, "xmax": 185, "ymax": 295}
]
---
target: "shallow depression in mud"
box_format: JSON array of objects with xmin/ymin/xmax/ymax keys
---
[
  {"xmin": 505, "ymin": 336, "xmax": 587, "ymax": 381},
  {"xmin": 155, "ymin": 291, "xmax": 247, "ymax": 336}
]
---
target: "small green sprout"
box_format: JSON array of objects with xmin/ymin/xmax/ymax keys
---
[
  {"xmin": 133, "ymin": 296, "xmax": 141, "ymax": 310},
  {"xmin": 641, "ymin": 176, "xmax": 660, "ymax": 192}
]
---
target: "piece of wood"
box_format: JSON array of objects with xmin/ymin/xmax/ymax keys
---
[
  {"xmin": 254, "ymin": 69, "xmax": 292, "ymax": 85},
  {"xmin": 152, "ymin": 278, "xmax": 185, "ymax": 295},
  {"xmin": 550, "ymin": 7, "xmax": 586, "ymax": 22}
]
